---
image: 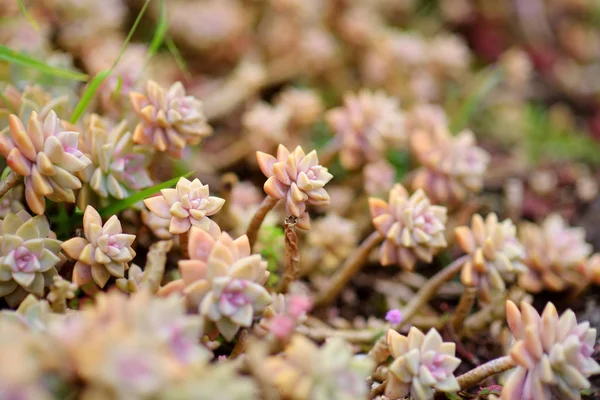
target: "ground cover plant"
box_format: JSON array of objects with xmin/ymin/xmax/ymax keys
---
[{"xmin": 1, "ymin": 0, "xmax": 600, "ymax": 399}]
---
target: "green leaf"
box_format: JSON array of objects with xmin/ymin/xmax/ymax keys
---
[
  {"xmin": 387, "ymin": 149, "xmax": 411, "ymax": 181},
  {"xmin": 69, "ymin": 70, "xmax": 110, "ymax": 124},
  {"xmin": 165, "ymin": 37, "xmax": 191, "ymax": 79},
  {"xmin": 17, "ymin": 0, "xmax": 39, "ymax": 31},
  {"xmin": 449, "ymin": 67, "xmax": 503, "ymax": 133},
  {"xmin": 98, "ymin": 172, "xmax": 192, "ymax": 217},
  {"xmin": 69, "ymin": 0, "xmax": 151, "ymax": 124},
  {"xmin": 148, "ymin": 0, "xmax": 168, "ymax": 58},
  {"xmin": 0, "ymin": 45, "xmax": 88, "ymax": 81},
  {"xmin": 523, "ymin": 104, "xmax": 600, "ymax": 165},
  {"xmin": 1, "ymin": 167, "xmax": 12, "ymax": 180},
  {"xmin": 113, "ymin": 0, "xmax": 152, "ymax": 69}
]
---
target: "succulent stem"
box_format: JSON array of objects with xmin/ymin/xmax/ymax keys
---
[
  {"xmin": 456, "ymin": 355, "xmax": 516, "ymax": 389},
  {"xmin": 247, "ymin": 195, "xmax": 280, "ymax": 249},
  {"xmin": 451, "ymin": 286, "xmax": 477, "ymax": 335},
  {"xmin": 277, "ymin": 216, "xmax": 299, "ymax": 293},
  {"xmin": 0, "ymin": 171, "xmax": 22, "ymax": 199},
  {"xmin": 395, "ymin": 255, "xmax": 468, "ymax": 330},
  {"xmin": 140, "ymin": 240, "xmax": 173, "ymax": 293},
  {"xmin": 315, "ymin": 231, "xmax": 384, "ymax": 306},
  {"xmin": 230, "ymin": 328, "xmax": 250, "ymax": 359}
]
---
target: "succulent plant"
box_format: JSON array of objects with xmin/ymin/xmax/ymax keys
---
[
  {"xmin": 305, "ymin": 213, "xmax": 359, "ymax": 274},
  {"xmin": 411, "ymin": 128, "xmax": 489, "ymax": 205},
  {"xmin": 143, "ymin": 177, "xmax": 225, "ymax": 235},
  {"xmin": 256, "ymin": 292, "xmax": 312, "ymax": 340},
  {"xmin": 61, "ymin": 206, "xmax": 136, "ymax": 289},
  {"xmin": 129, "ymin": 80, "xmax": 212, "ymax": 158},
  {"xmin": 159, "ymin": 228, "xmax": 271, "ymax": 341},
  {"xmin": 265, "ymin": 335, "xmax": 375, "ymax": 400},
  {"xmin": 76, "ymin": 114, "xmax": 153, "ymax": 209},
  {"xmin": 0, "ymin": 111, "xmax": 91, "ymax": 214},
  {"xmin": 581, "ymin": 253, "xmax": 600, "ymax": 285},
  {"xmin": 518, "ymin": 214, "xmax": 593, "ymax": 293},
  {"xmin": 326, "ymin": 89, "xmax": 406, "ymax": 170},
  {"xmin": 363, "ymin": 160, "xmax": 396, "ymax": 197},
  {"xmin": 369, "ymin": 184, "xmax": 447, "ymax": 270},
  {"xmin": 115, "ymin": 263, "xmax": 144, "ymax": 294},
  {"xmin": 162, "ymin": 362, "xmax": 259, "ymax": 400},
  {"xmin": 455, "ymin": 213, "xmax": 527, "ymax": 302},
  {"xmin": 50, "ymin": 290, "xmax": 209, "ymax": 398},
  {"xmin": 0, "ymin": 84, "xmax": 71, "ymax": 126},
  {"xmin": 0, "ymin": 211, "xmax": 62, "ymax": 307},
  {"xmin": 257, "ymin": 144, "xmax": 333, "ymax": 230},
  {"xmin": 0, "ymin": 316, "xmax": 58, "ymax": 400},
  {"xmin": 0, "ymin": 185, "xmax": 25, "ymax": 218},
  {"xmin": 242, "ymin": 101, "xmax": 291, "ymax": 150},
  {"xmin": 385, "ymin": 327, "xmax": 461, "ymax": 400},
  {"xmin": 275, "ymin": 87, "xmax": 324, "ymax": 128},
  {"xmin": 502, "ymin": 300, "xmax": 600, "ymax": 399}
]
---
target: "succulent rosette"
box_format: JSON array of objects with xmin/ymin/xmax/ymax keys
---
[
  {"xmin": 144, "ymin": 177, "xmax": 225, "ymax": 235},
  {"xmin": 0, "ymin": 211, "xmax": 62, "ymax": 307},
  {"xmin": 385, "ymin": 327, "xmax": 461, "ymax": 400},
  {"xmin": 502, "ymin": 301, "xmax": 600, "ymax": 399},
  {"xmin": 159, "ymin": 228, "xmax": 271, "ymax": 341},
  {"xmin": 257, "ymin": 145, "xmax": 333, "ymax": 229},
  {"xmin": 129, "ymin": 80, "xmax": 212, "ymax": 158},
  {"xmin": 61, "ymin": 206, "xmax": 136, "ymax": 289},
  {"xmin": 411, "ymin": 128, "xmax": 489, "ymax": 205},
  {"xmin": 265, "ymin": 335, "xmax": 375, "ymax": 400},
  {"xmin": 326, "ymin": 89, "xmax": 406, "ymax": 170},
  {"xmin": 0, "ymin": 111, "xmax": 91, "ymax": 214},
  {"xmin": 455, "ymin": 213, "xmax": 527, "ymax": 302},
  {"xmin": 77, "ymin": 114, "xmax": 153, "ymax": 209},
  {"xmin": 519, "ymin": 214, "xmax": 593, "ymax": 293},
  {"xmin": 369, "ymin": 184, "xmax": 447, "ymax": 270}
]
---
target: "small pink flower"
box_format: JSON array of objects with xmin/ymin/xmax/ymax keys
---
[{"xmin": 385, "ymin": 309, "xmax": 403, "ymax": 325}]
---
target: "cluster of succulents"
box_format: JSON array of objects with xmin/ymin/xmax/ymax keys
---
[{"xmin": 0, "ymin": 0, "xmax": 600, "ymax": 399}]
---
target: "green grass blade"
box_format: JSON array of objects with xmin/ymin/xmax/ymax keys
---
[
  {"xmin": 69, "ymin": 0, "xmax": 151, "ymax": 124},
  {"xmin": 449, "ymin": 67, "xmax": 503, "ymax": 133},
  {"xmin": 112, "ymin": 0, "xmax": 152, "ymax": 69},
  {"xmin": 69, "ymin": 70, "xmax": 110, "ymax": 124},
  {"xmin": 0, "ymin": 45, "xmax": 88, "ymax": 81},
  {"xmin": 98, "ymin": 172, "xmax": 192, "ymax": 217},
  {"xmin": 148, "ymin": 0, "xmax": 168, "ymax": 57},
  {"xmin": 165, "ymin": 37, "xmax": 191, "ymax": 79},
  {"xmin": 17, "ymin": 0, "xmax": 39, "ymax": 30}
]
